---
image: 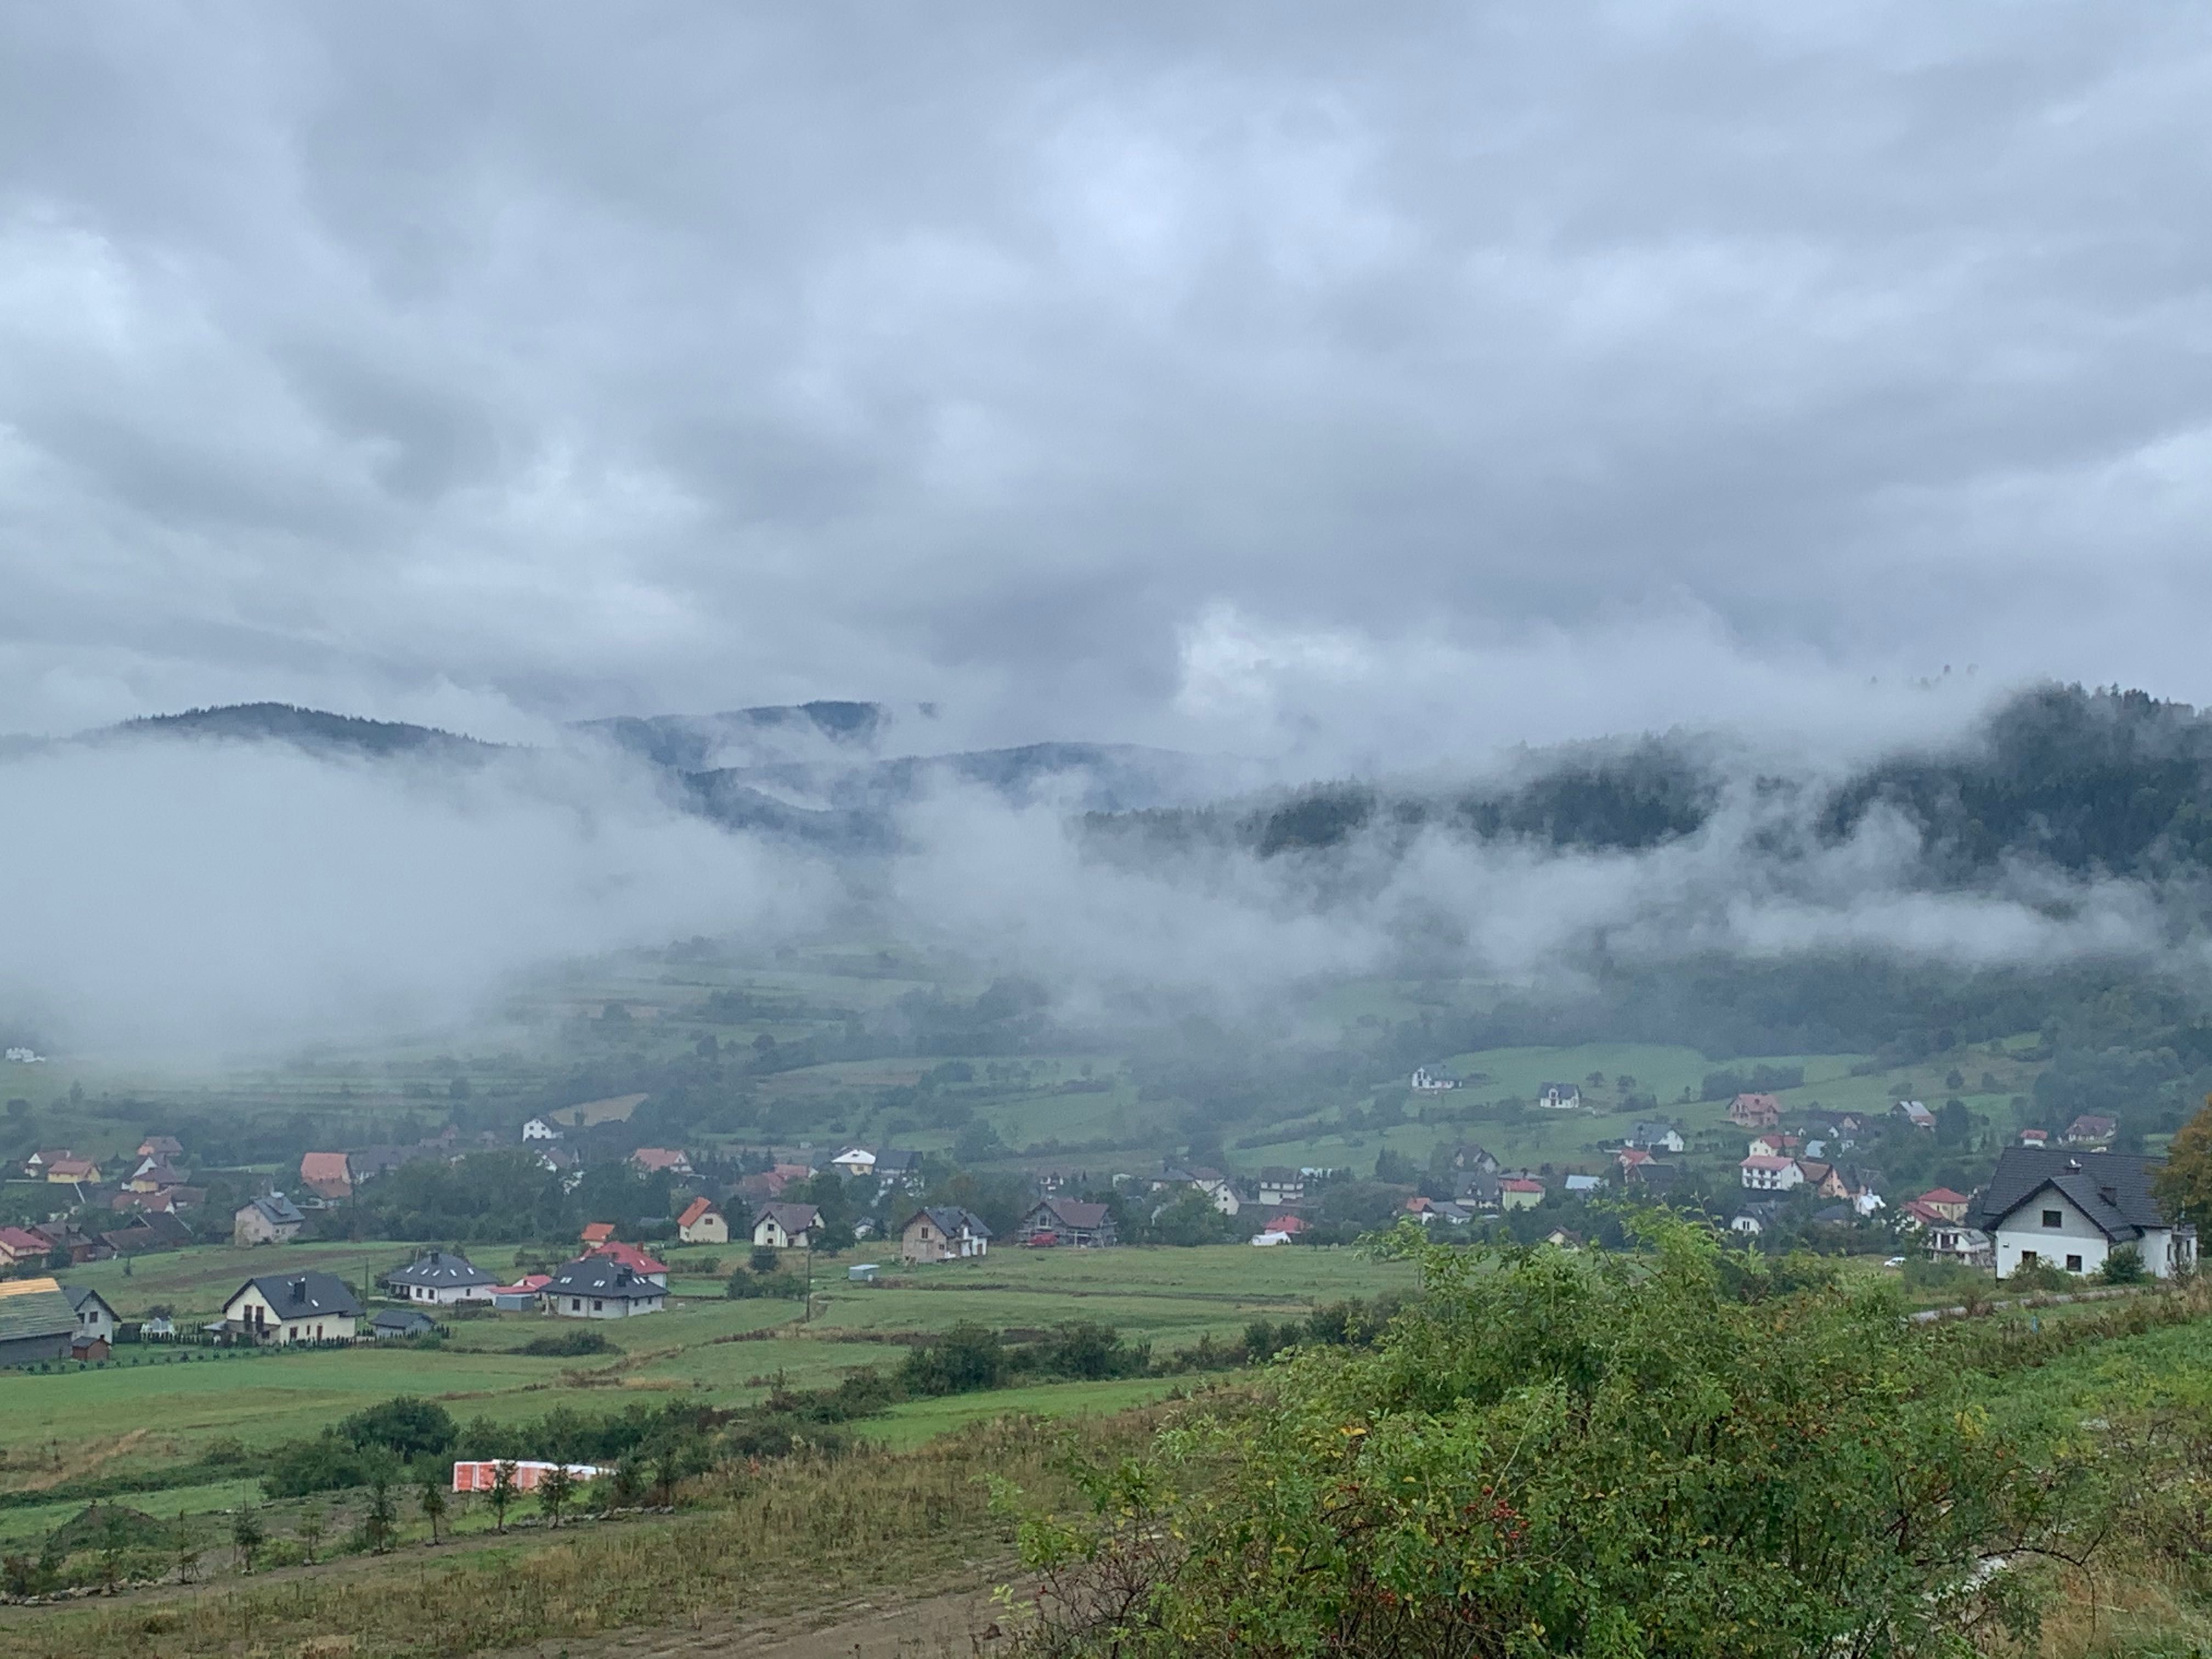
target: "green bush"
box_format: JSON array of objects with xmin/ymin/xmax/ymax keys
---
[
  {"xmin": 2100, "ymin": 1244, "xmax": 2149, "ymax": 1284},
  {"xmin": 1014, "ymin": 1218, "xmax": 2083, "ymax": 1659},
  {"xmin": 517, "ymin": 1328, "xmax": 614, "ymax": 1357}
]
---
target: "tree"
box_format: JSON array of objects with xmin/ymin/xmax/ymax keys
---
[
  {"xmin": 340, "ymin": 1395, "xmax": 458, "ymax": 1462},
  {"xmin": 230, "ymin": 1505, "xmax": 264, "ymax": 1574},
  {"xmin": 172, "ymin": 1511, "xmax": 202, "ymax": 1584},
  {"xmin": 2155, "ymin": 1094, "xmax": 2212, "ymax": 1234},
  {"xmin": 419, "ymin": 1476, "xmax": 447, "ymax": 1544},
  {"xmin": 296, "ymin": 1507, "xmax": 324, "ymax": 1565},
  {"xmin": 539, "ymin": 1462, "xmax": 576, "ymax": 1528},
  {"xmin": 488, "ymin": 1460, "xmax": 519, "ymax": 1533},
  {"xmin": 364, "ymin": 1477, "xmax": 398, "ymax": 1553},
  {"xmin": 652, "ymin": 1446, "xmax": 682, "ymax": 1507}
]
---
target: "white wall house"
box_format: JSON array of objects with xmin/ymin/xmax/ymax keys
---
[
  {"xmin": 1739, "ymin": 1155, "xmax": 1804, "ymax": 1192},
  {"xmin": 1976, "ymin": 1149, "xmax": 2197, "ymax": 1281},
  {"xmin": 383, "ymin": 1250, "xmax": 497, "ymax": 1305},
  {"xmin": 521, "ymin": 1118, "xmax": 562, "ymax": 1142}
]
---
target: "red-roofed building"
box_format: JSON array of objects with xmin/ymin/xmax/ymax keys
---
[
  {"xmin": 2019, "ymin": 1128, "xmax": 2050, "ymax": 1147},
  {"xmin": 1727, "ymin": 1093, "xmax": 1783, "ymax": 1129},
  {"xmin": 1916, "ymin": 1187, "xmax": 1971, "ymax": 1223},
  {"xmin": 580, "ymin": 1222, "xmax": 617, "ymax": 1246},
  {"xmin": 1263, "ymin": 1213, "xmax": 1307, "ymax": 1235},
  {"xmin": 677, "ymin": 1197, "xmax": 727, "ymax": 1244},
  {"xmin": 0, "ymin": 1226, "xmax": 55, "ymax": 1267},
  {"xmin": 630, "ymin": 1148, "xmax": 692, "ymax": 1176},
  {"xmin": 1500, "ymin": 1177, "xmax": 1544, "ymax": 1210},
  {"xmin": 299, "ymin": 1153, "xmax": 352, "ymax": 1201},
  {"xmin": 586, "ymin": 1239, "xmax": 670, "ymax": 1286}
]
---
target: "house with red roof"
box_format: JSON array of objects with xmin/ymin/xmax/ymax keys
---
[
  {"xmin": 298, "ymin": 1152, "xmax": 352, "ymax": 1201},
  {"xmin": 585, "ymin": 1239, "xmax": 670, "ymax": 1286},
  {"xmin": 0, "ymin": 1226, "xmax": 55, "ymax": 1268},
  {"xmin": 677, "ymin": 1197, "xmax": 727, "ymax": 1244},
  {"xmin": 580, "ymin": 1221, "xmax": 617, "ymax": 1246},
  {"xmin": 1726, "ymin": 1093, "xmax": 1782, "ymax": 1130},
  {"xmin": 1500, "ymin": 1177, "xmax": 1545, "ymax": 1210},
  {"xmin": 629, "ymin": 1147, "xmax": 692, "ymax": 1176},
  {"xmin": 1916, "ymin": 1187, "xmax": 1971, "ymax": 1223}
]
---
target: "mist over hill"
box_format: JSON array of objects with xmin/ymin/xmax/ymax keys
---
[{"xmin": 7, "ymin": 681, "xmax": 2212, "ymax": 1060}]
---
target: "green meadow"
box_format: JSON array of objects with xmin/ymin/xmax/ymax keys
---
[{"xmin": 0, "ymin": 1244, "xmax": 1412, "ymax": 1502}]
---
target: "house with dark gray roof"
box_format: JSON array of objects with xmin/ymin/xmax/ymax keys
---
[
  {"xmin": 383, "ymin": 1249, "xmax": 496, "ymax": 1305},
  {"xmin": 1972, "ymin": 1148, "xmax": 2197, "ymax": 1281},
  {"xmin": 62, "ymin": 1285, "xmax": 117, "ymax": 1346},
  {"xmin": 541, "ymin": 1257, "xmax": 665, "ymax": 1318},
  {"xmin": 219, "ymin": 1272, "xmax": 363, "ymax": 1345}
]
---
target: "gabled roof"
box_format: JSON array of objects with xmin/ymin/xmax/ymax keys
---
[
  {"xmin": 0, "ymin": 1278, "xmax": 75, "ymax": 1342},
  {"xmin": 677, "ymin": 1197, "xmax": 720, "ymax": 1227},
  {"xmin": 580, "ymin": 1222, "xmax": 617, "ymax": 1244},
  {"xmin": 0, "ymin": 1226, "xmax": 50, "ymax": 1256},
  {"xmin": 386, "ymin": 1250, "xmax": 494, "ymax": 1289},
  {"xmin": 242, "ymin": 1193, "xmax": 306, "ymax": 1227},
  {"xmin": 1971, "ymin": 1148, "xmax": 2172, "ymax": 1240},
  {"xmin": 300, "ymin": 1152, "xmax": 352, "ymax": 1189},
  {"xmin": 373, "ymin": 1307, "xmax": 437, "ymax": 1332},
  {"xmin": 544, "ymin": 1257, "xmax": 664, "ymax": 1300},
  {"xmin": 1026, "ymin": 1198, "xmax": 1111, "ymax": 1230},
  {"xmin": 1918, "ymin": 1187, "xmax": 1970, "ymax": 1206},
  {"xmin": 62, "ymin": 1284, "xmax": 116, "ymax": 1319},
  {"xmin": 1740, "ymin": 1155, "xmax": 1796, "ymax": 1172},
  {"xmin": 1500, "ymin": 1177, "xmax": 1544, "ymax": 1193},
  {"xmin": 902, "ymin": 1205, "xmax": 992, "ymax": 1239},
  {"xmin": 229, "ymin": 1272, "xmax": 363, "ymax": 1321},
  {"xmin": 753, "ymin": 1202, "xmax": 821, "ymax": 1235},
  {"xmin": 586, "ymin": 1239, "xmax": 670, "ymax": 1275}
]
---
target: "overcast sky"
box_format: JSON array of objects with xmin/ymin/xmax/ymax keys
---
[{"xmin": 4, "ymin": 3, "xmax": 2210, "ymax": 761}]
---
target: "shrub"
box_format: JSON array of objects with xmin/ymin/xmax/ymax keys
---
[
  {"xmin": 1014, "ymin": 1219, "xmax": 2083, "ymax": 1659},
  {"xmin": 899, "ymin": 1323, "xmax": 1006, "ymax": 1395},
  {"xmin": 518, "ymin": 1328, "xmax": 614, "ymax": 1357},
  {"xmin": 339, "ymin": 1396, "xmax": 458, "ymax": 1462},
  {"xmin": 2100, "ymin": 1244, "xmax": 2149, "ymax": 1284}
]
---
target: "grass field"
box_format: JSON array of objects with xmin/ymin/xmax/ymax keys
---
[{"xmin": 0, "ymin": 1245, "xmax": 1412, "ymax": 1504}]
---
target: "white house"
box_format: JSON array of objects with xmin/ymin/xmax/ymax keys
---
[
  {"xmin": 1409, "ymin": 1068, "xmax": 1459, "ymax": 1092},
  {"xmin": 219, "ymin": 1273, "xmax": 363, "ymax": 1345},
  {"xmin": 62, "ymin": 1285, "xmax": 117, "ymax": 1346},
  {"xmin": 521, "ymin": 1118, "xmax": 562, "ymax": 1142},
  {"xmin": 1535, "ymin": 1084, "xmax": 1581, "ymax": 1110},
  {"xmin": 382, "ymin": 1249, "xmax": 496, "ymax": 1305},
  {"xmin": 1627, "ymin": 1122, "xmax": 1684, "ymax": 1153},
  {"xmin": 752, "ymin": 1203, "xmax": 821, "ymax": 1249},
  {"xmin": 1739, "ymin": 1155, "xmax": 1804, "ymax": 1192},
  {"xmin": 830, "ymin": 1147, "xmax": 878, "ymax": 1178},
  {"xmin": 1974, "ymin": 1148, "xmax": 2197, "ymax": 1280},
  {"xmin": 541, "ymin": 1257, "xmax": 665, "ymax": 1318}
]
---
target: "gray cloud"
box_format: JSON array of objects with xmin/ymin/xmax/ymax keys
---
[{"xmin": 2, "ymin": 3, "xmax": 2211, "ymax": 755}]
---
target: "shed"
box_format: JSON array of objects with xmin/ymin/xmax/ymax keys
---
[
  {"xmin": 0, "ymin": 1278, "xmax": 80, "ymax": 1366},
  {"xmin": 847, "ymin": 1263, "xmax": 879, "ymax": 1283}
]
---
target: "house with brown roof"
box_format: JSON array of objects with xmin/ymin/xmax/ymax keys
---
[
  {"xmin": 299, "ymin": 1152, "xmax": 352, "ymax": 1201},
  {"xmin": 1726, "ymin": 1094, "xmax": 1782, "ymax": 1130},
  {"xmin": 580, "ymin": 1221, "xmax": 617, "ymax": 1246},
  {"xmin": 1017, "ymin": 1197, "xmax": 1117, "ymax": 1248},
  {"xmin": 2066, "ymin": 1115, "xmax": 2118, "ymax": 1146},
  {"xmin": 43, "ymin": 1155, "xmax": 100, "ymax": 1186},
  {"xmin": 677, "ymin": 1197, "xmax": 727, "ymax": 1244},
  {"xmin": 630, "ymin": 1147, "xmax": 692, "ymax": 1175}
]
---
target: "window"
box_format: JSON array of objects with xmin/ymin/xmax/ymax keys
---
[
  {"xmin": 2020, "ymin": 1250, "xmax": 2038, "ymax": 1266},
  {"xmin": 592, "ymin": 1299, "xmax": 603, "ymax": 1312},
  {"xmin": 571, "ymin": 1297, "xmax": 582, "ymax": 1312},
  {"xmin": 2041, "ymin": 1209, "xmax": 2063, "ymax": 1228},
  {"xmin": 2066, "ymin": 1255, "xmax": 2084, "ymax": 1273}
]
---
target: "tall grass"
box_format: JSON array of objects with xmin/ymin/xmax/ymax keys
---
[{"xmin": 0, "ymin": 1415, "xmax": 1153, "ymax": 1659}]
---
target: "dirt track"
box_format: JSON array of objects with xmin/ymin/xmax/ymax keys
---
[{"xmin": 512, "ymin": 1582, "xmax": 1025, "ymax": 1659}]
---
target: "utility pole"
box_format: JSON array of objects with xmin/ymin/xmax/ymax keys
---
[{"xmin": 803, "ymin": 1245, "xmax": 812, "ymax": 1322}]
